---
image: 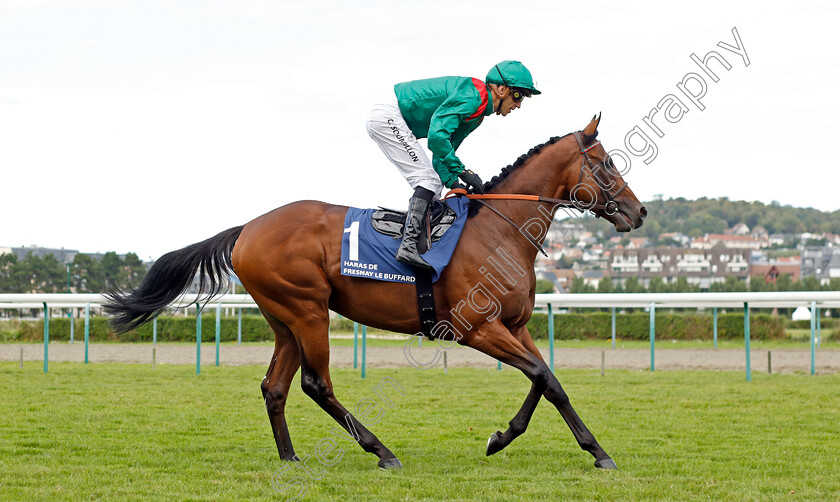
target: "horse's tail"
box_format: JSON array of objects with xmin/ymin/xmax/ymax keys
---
[{"xmin": 103, "ymin": 225, "xmax": 244, "ymax": 334}]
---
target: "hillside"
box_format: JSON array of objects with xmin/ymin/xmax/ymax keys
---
[{"xmin": 566, "ymin": 197, "xmax": 840, "ymax": 239}]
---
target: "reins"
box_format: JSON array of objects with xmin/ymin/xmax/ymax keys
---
[{"xmin": 443, "ymin": 131, "xmax": 627, "ymax": 256}]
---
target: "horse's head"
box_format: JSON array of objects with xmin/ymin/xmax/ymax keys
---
[{"xmin": 569, "ymin": 114, "xmax": 647, "ymax": 232}]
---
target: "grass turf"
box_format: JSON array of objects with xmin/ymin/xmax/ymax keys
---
[{"xmin": 1, "ymin": 363, "xmax": 838, "ymax": 501}]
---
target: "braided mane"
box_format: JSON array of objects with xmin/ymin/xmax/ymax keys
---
[{"xmin": 466, "ymin": 130, "xmax": 599, "ymax": 217}]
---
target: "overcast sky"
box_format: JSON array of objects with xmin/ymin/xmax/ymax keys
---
[{"xmin": 1, "ymin": 0, "xmax": 838, "ymax": 260}]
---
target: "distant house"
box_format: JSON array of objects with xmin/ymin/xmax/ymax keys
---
[
  {"xmin": 537, "ymin": 269, "xmax": 576, "ymax": 293},
  {"xmin": 0, "ymin": 245, "xmax": 78, "ymax": 264},
  {"xmin": 582, "ymin": 270, "xmax": 603, "ymax": 288},
  {"xmin": 604, "ymin": 247, "xmax": 751, "ymax": 290},
  {"xmin": 730, "ymin": 223, "xmax": 750, "ymax": 235},
  {"xmin": 627, "ymin": 237, "xmax": 649, "ymax": 249},
  {"xmin": 536, "ymin": 270, "xmax": 571, "ymax": 293},
  {"xmin": 801, "ymin": 247, "xmax": 840, "ymax": 284},
  {"xmin": 659, "ymin": 232, "xmax": 690, "ymax": 246},
  {"xmin": 768, "ymin": 234, "xmax": 787, "ymax": 247},
  {"xmin": 751, "ymin": 226, "xmax": 769, "ymax": 239},
  {"xmin": 751, "ymin": 264, "xmax": 800, "ymax": 284},
  {"xmin": 691, "ymin": 234, "xmax": 765, "ymax": 250}
]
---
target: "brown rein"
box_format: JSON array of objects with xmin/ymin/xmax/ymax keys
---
[
  {"xmin": 443, "ymin": 188, "xmax": 585, "ymax": 257},
  {"xmin": 442, "ymin": 131, "xmax": 625, "ymax": 256}
]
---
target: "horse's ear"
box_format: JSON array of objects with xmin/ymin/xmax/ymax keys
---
[{"xmin": 583, "ymin": 112, "xmax": 601, "ymax": 136}]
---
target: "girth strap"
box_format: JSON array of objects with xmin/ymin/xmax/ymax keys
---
[{"xmin": 413, "ymin": 267, "xmax": 437, "ymax": 340}]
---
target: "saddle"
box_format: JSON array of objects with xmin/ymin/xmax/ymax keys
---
[
  {"xmin": 371, "ymin": 201, "xmax": 458, "ymax": 248},
  {"xmin": 340, "ymin": 197, "xmax": 470, "ymax": 339},
  {"xmin": 370, "ymin": 200, "xmax": 458, "ymax": 340}
]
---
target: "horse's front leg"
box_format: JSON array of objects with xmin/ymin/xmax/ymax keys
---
[
  {"xmin": 466, "ymin": 322, "xmax": 616, "ymax": 469},
  {"xmin": 486, "ymin": 325, "xmax": 545, "ymax": 456}
]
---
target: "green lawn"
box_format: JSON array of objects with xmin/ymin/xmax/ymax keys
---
[{"xmin": 1, "ymin": 363, "xmax": 838, "ymax": 501}]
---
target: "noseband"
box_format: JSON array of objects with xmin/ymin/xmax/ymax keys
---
[{"xmin": 572, "ymin": 131, "xmax": 627, "ymax": 217}]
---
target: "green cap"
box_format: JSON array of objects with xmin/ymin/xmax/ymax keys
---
[{"xmin": 486, "ymin": 60, "xmax": 541, "ymax": 95}]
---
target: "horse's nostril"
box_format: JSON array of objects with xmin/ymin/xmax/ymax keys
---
[{"xmin": 639, "ymin": 206, "xmax": 648, "ymax": 219}]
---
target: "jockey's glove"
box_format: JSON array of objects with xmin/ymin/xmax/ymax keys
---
[{"xmin": 458, "ymin": 169, "xmax": 485, "ymax": 194}]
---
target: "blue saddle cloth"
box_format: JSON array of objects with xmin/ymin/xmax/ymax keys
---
[{"xmin": 340, "ymin": 197, "xmax": 470, "ymax": 284}]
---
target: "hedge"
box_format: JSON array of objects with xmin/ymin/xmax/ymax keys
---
[
  {"xmin": 525, "ymin": 312, "xmax": 787, "ymax": 341},
  {"xmin": 0, "ymin": 316, "xmax": 360, "ymax": 343},
  {"xmin": 787, "ymin": 318, "xmax": 837, "ymax": 330},
  {"xmin": 0, "ymin": 313, "xmax": 802, "ymax": 343}
]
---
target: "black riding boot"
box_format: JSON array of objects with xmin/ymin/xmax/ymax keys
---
[{"xmin": 396, "ymin": 187, "xmax": 434, "ymax": 270}]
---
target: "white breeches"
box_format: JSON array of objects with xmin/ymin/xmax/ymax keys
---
[{"xmin": 366, "ymin": 96, "xmax": 443, "ymax": 198}]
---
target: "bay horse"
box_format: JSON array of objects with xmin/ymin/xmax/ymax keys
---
[{"xmin": 104, "ymin": 114, "xmax": 646, "ymax": 470}]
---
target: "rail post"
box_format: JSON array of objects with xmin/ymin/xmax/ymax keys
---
[
  {"xmin": 548, "ymin": 303, "xmax": 554, "ymax": 373},
  {"xmin": 237, "ymin": 307, "xmax": 242, "ymax": 346},
  {"xmin": 353, "ymin": 322, "xmax": 359, "ymax": 369},
  {"xmin": 810, "ymin": 301, "xmax": 816, "ymax": 375},
  {"xmin": 215, "ymin": 303, "xmax": 221, "ymax": 367},
  {"xmin": 84, "ymin": 303, "xmax": 90, "ymax": 364},
  {"xmin": 43, "ymin": 302, "xmax": 49, "ymax": 373},
  {"xmin": 713, "ymin": 306, "xmax": 718, "ymax": 348},
  {"xmin": 361, "ymin": 325, "xmax": 367, "ymax": 379},
  {"xmin": 817, "ymin": 306, "xmax": 821, "ymax": 349},
  {"xmin": 744, "ymin": 302, "xmax": 751, "ymax": 382},
  {"xmin": 649, "ymin": 302, "xmax": 655, "ymax": 371},
  {"xmin": 196, "ymin": 304, "xmax": 203, "ymax": 375},
  {"xmin": 611, "ymin": 307, "xmax": 616, "ymax": 349}
]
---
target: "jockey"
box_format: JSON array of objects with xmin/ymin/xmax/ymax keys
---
[{"xmin": 367, "ymin": 60, "xmax": 540, "ymax": 270}]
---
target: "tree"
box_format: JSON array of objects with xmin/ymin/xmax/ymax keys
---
[
  {"xmin": 0, "ymin": 253, "xmax": 25, "ymax": 293},
  {"xmin": 555, "ymin": 255, "xmax": 575, "ymax": 269},
  {"xmin": 121, "ymin": 253, "xmax": 147, "ymax": 287},
  {"xmin": 570, "ymin": 276, "xmax": 594, "ymax": 293},
  {"xmin": 671, "ymin": 276, "xmax": 698, "ymax": 293},
  {"xmin": 99, "ymin": 252, "xmax": 124, "ymax": 290},
  {"xmin": 722, "ymin": 275, "xmax": 747, "ymax": 292},
  {"xmin": 70, "ymin": 254, "xmax": 102, "ymax": 292},
  {"xmin": 647, "ymin": 276, "xmax": 665, "ymax": 293},
  {"xmin": 597, "ymin": 277, "xmax": 614, "ymax": 293},
  {"xmin": 535, "ymin": 279, "xmax": 555, "ymax": 294},
  {"xmin": 802, "ymin": 276, "xmax": 821, "ymax": 292},
  {"xmin": 749, "ymin": 274, "xmax": 768, "ymax": 292},
  {"xmin": 21, "ymin": 253, "xmax": 65, "ymax": 293},
  {"xmin": 775, "ymin": 273, "xmax": 796, "ymax": 292},
  {"xmin": 623, "ymin": 276, "xmax": 645, "ymax": 293}
]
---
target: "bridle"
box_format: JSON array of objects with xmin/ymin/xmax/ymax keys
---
[
  {"xmin": 571, "ymin": 131, "xmax": 626, "ymax": 217},
  {"xmin": 444, "ymin": 131, "xmax": 630, "ymax": 256}
]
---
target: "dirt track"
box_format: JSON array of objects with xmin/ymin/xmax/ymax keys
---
[{"xmin": 3, "ymin": 342, "xmax": 839, "ymax": 374}]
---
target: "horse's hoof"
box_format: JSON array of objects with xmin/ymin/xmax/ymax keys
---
[
  {"xmin": 378, "ymin": 457, "xmax": 403, "ymax": 470},
  {"xmin": 485, "ymin": 431, "xmax": 504, "ymax": 456},
  {"xmin": 594, "ymin": 458, "xmax": 618, "ymax": 470}
]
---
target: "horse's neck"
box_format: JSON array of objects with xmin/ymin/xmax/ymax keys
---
[
  {"xmin": 474, "ymin": 139, "xmax": 577, "ymax": 263},
  {"xmin": 486, "ymin": 139, "xmax": 576, "ymax": 214}
]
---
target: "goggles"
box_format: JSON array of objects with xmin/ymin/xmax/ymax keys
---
[{"xmin": 495, "ymin": 64, "xmax": 530, "ymax": 103}]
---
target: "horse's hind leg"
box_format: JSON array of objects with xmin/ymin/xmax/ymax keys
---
[
  {"xmin": 294, "ymin": 314, "xmax": 402, "ymax": 470},
  {"xmin": 260, "ymin": 312, "xmax": 301, "ymax": 461}
]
